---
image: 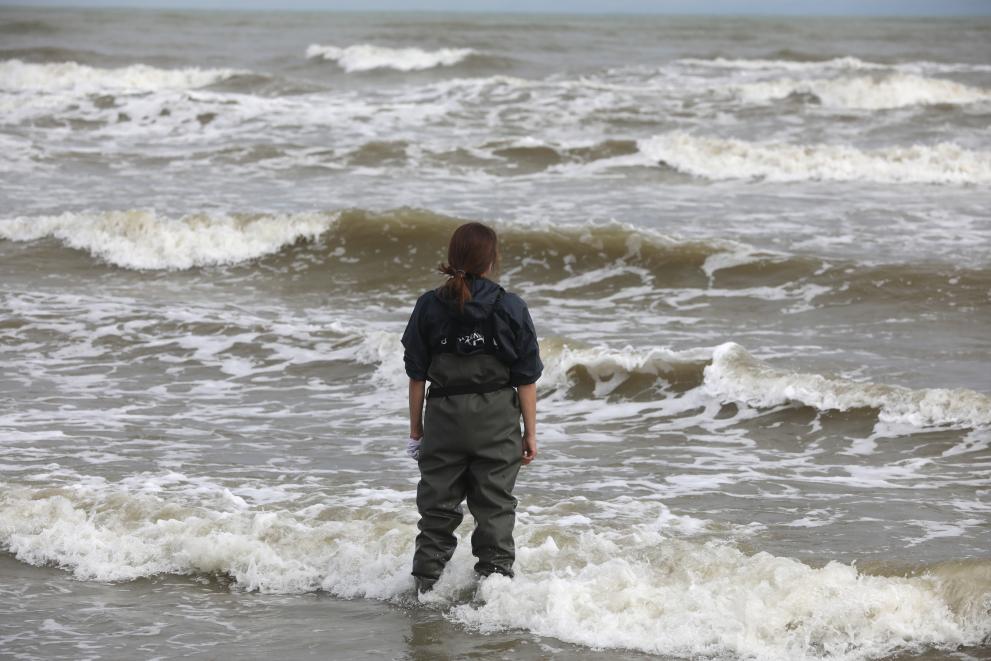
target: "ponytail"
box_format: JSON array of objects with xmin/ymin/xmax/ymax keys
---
[
  {"xmin": 437, "ymin": 222, "xmax": 499, "ymax": 312},
  {"xmin": 438, "ymin": 264, "xmax": 472, "ymax": 312}
]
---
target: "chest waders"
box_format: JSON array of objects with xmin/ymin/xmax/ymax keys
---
[{"xmin": 412, "ymin": 291, "xmax": 523, "ymax": 590}]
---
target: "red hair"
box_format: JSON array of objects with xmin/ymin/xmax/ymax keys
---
[{"xmin": 438, "ymin": 222, "xmax": 499, "ymax": 312}]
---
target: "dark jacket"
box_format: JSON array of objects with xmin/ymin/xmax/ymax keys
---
[{"xmin": 402, "ymin": 277, "xmax": 542, "ymax": 387}]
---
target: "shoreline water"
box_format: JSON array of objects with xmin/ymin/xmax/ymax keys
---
[{"xmin": 1, "ymin": 7, "xmax": 989, "ymax": 659}]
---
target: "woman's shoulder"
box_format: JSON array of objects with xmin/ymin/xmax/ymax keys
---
[
  {"xmin": 500, "ymin": 290, "xmax": 528, "ymax": 311},
  {"xmin": 495, "ymin": 289, "xmax": 534, "ymax": 325},
  {"xmin": 409, "ymin": 289, "xmax": 441, "ymax": 319}
]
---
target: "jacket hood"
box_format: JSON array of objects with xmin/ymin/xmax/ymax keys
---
[{"xmin": 437, "ymin": 276, "xmax": 502, "ymax": 320}]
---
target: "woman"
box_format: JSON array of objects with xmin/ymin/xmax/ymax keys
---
[{"xmin": 401, "ymin": 221, "xmax": 541, "ymax": 594}]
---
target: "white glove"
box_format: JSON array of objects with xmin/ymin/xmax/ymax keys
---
[{"xmin": 406, "ymin": 437, "xmax": 421, "ymax": 461}]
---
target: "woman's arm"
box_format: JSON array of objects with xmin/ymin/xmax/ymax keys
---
[
  {"xmin": 518, "ymin": 383, "xmax": 537, "ymax": 465},
  {"xmin": 409, "ymin": 379, "xmax": 426, "ymax": 440}
]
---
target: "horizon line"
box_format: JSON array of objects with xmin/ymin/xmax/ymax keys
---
[{"xmin": 3, "ymin": 2, "xmax": 991, "ymax": 18}]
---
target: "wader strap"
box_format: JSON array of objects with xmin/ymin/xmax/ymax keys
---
[{"xmin": 427, "ymin": 382, "xmax": 512, "ymax": 399}]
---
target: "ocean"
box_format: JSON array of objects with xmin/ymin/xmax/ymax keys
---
[{"xmin": 0, "ymin": 6, "xmax": 989, "ymax": 660}]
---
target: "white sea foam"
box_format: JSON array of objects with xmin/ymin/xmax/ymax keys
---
[
  {"xmin": 0, "ymin": 480, "xmax": 413, "ymax": 597},
  {"xmin": 538, "ymin": 341, "xmax": 711, "ymax": 396},
  {"xmin": 704, "ymin": 342, "xmax": 991, "ymax": 428},
  {"xmin": 0, "ymin": 133, "xmax": 42, "ymax": 173},
  {"xmin": 0, "ymin": 210, "xmax": 337, "ymax": 270},
  {"xmin": 677, "ymin": 55, "xmax": 888, "ymax": 72},
  {"xmin": 676, "ymin": 56, "xmax": 991, "ymax": 74},
  {"xmin": 454, "ymin": 545, "xmax": 984, "ymax": 661},
  {"xmin": 639, "ymin": 132, "xmax": 991, "ymax": 184},
  {"xmin": 735, "ymin": 73, "xmax": 991, "ymax": 109},
  {"xmin": 0, "ymin": 59, "xmax": 240, "ymax": 93},
  {"xmin": 323, "ymin": 322, "xmax": 408, "ymax": 387},
  {"xmin": 0, "ymin": 481, "xmax": 987, "ymax": 661},
  {"xmin": 305, "ymin": 43, "xmax": 475, "ymax": 72}
]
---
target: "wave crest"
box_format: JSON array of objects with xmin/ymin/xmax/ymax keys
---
[
  {"xmin": 0, "ymin": 209, "xmax": 337, "ymax": 270},
  {"xmin": 0, "ymin": 208, "xmax": 743, "ymax": 278},
  {"xmin": 639, "ymin": 132, "xmax": 991, "ymax": 184},
  {"xmin": 677, "ymin": 56, "xmax": 991, "ymax": 74},
  {"xmin": 736, "ymin": 73, "xmax": 991, "ymax": 110},
  {"xmin": 305, "ymin": 43, "xmax": 475, "ymax": 72},
  {"xmin": 677, "ymin": 55, "xmax": 887, "ymax": 71},
  {"xmin": 333, "ymin": 328, "xmax": 991, "ymax": 430},
  {"xmin": 539, "ymin": 340, "xmax": 711, "ymax": 397},
  {"xmin": 531, "ymin": 340, "xmax": 991, "ymax": 428},
  {"xmin": 704, "ymin": 342, "xmax": 991, "ymax": 428},
  {"xmin": 0, "ymin": 58, "xmax": 241, "ymax": 93}
]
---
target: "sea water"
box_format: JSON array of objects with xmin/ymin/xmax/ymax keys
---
[{"xmin": 0, "ymin": 8, "xmax": 989, "ymax": 660}]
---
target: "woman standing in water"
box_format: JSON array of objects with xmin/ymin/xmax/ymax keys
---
[{"xmin": 402, "ymin": 222, "xmax": 542, "ymax": 594}]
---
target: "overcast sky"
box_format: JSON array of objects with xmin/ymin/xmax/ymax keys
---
[{"xmin": 3, "ymin": 0, "xmax": 991, "ymax": 15}]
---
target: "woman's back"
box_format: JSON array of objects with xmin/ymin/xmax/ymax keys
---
[
  {"xmin": 402, "ymin": 276, "xmax": 542, "ymax": 389},
  {"xmin": 401, "ymin": 222, "xmax": 541, "ymax": 594}
]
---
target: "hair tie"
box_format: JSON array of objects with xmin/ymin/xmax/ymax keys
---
[{"xmin": 454, "ymin": 269, "xmax": 466, "ymax": 277}]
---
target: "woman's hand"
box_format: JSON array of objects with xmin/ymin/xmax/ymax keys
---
[
  {"xmin": 406, "ymin": 436, "xmax": 422, "ymax": 461},
  {"xmin": 522, "ymin": 431, "xmax": 537, "ymax": 465}
]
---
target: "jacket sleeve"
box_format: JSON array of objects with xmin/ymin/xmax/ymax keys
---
[
  {"xmin": 401, "ymin": 294, "xmax": 430, "ymax": 381},
  {"xmin": 509, "ymin": 301, "xmax": 542, "ymax": 386}
]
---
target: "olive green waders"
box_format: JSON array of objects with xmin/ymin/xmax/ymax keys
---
[{"xmin": 412, "ymin": 352, "xmax": 523, "ymax": 587}]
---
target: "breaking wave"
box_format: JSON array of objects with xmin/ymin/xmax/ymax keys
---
[
  {"xmin": 491, "ymin": 340, "xmax": 990, "ymax": 428},
  {"xmin": 677, "ymin": 55, "xmax": 991, "ymax": 74},
  {"xmin": 639, "ymin": 132, "xmax": 991, "ymax": 184},
  {"xmin": 0, "ymin": 209, "xmax": 337, "ymax": 270},
  {"xmin": 538, "ymin": 340, "xmax": 712, "ymax": 397},
  {"xmin": 677, "ymin": 55, "xmax": 890, "ymax": 71},
  {"xmin": 0, "ymin": 480, "xmax": 987, "ymax": 660},
  {"xmin": 305, "ymin": 43, "xmax": 476, "ymax": 72},
  {"xmin": 4, "ymin": 208, "xmax": 988, "ymax": 310},
  {"xmin": 735, "ymin": 73, "xmax": 991, "ymax": 110},
  {"xmin": 6, "ymin": 278, "xmax": 982, "ymax": 430},
  {"xmin": 0, "ymin": 58, "xmax": 242, "ymax": 93},
  {"xmin": 0, "ymin": 208, "xmax": 746, "ymax": 277},
  {"xmin": 275, "ymin": 321, "xmax": 991, "ymax": 430},
  {"xmin": 704, "ymin": 343, "xmax": 991, "ymax": 428},
  {"xmin": 527, "ymin": 341, "xmax": 990, "ymax": 428}
]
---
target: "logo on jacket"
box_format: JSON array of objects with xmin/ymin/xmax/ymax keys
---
[{"xmin": 459, "ymin": 331, "xmax": 485, "ymax": 347}]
